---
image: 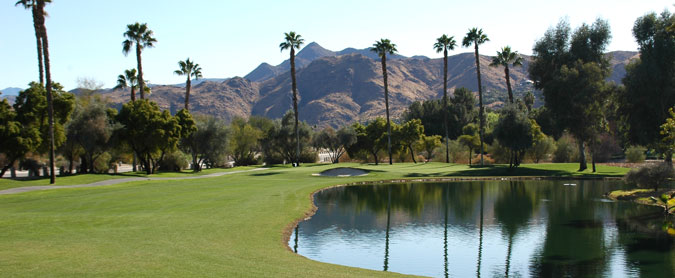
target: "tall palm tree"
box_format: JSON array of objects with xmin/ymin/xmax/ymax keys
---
[
  {"xmin": 174, "ymin": 58, "xmax": 202, "ymax": 111},
  {"xmin": 15, "ymin": 0, "xmax": 51, "ymax": 85},
  {"xmin": 123, "ymin": 22, "xmax": 156, "ymax": 100},
  {"xmin": 32, "ymin": 0, "xmax": 56, "ymax": 184},
  {"xmin": 279, "ymin": 31, "xmax": 304, "ymax": 165},
  {"xmin": 114, "ymin": 68, "xmax": 138, "ymax": 102},
  {"xmin": 371, "ymin": 39, "xmax": 398, "ymax": 165},
  {"xmin": 489, "ymin": 46, "xmax": 523, "ymax": 104},
  {"xmin": 434, "ymin": 34, "xmax": 457, "ymax": 164},
  {"xmin": 463, "ymin": 28, "xmax": 489, "ymax": 166}
]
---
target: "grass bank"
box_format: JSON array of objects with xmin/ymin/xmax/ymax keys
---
[{"xmin": 0, "ymin": 163, "xmax": 628, "ymax": 277}]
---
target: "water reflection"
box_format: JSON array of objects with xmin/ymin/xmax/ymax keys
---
[{"xmin": 291, "ymin": 180, "xmax": 675, "ymax": 277}]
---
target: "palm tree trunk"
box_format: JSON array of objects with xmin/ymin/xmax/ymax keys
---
[
  {"xmin": 505, "ymin": 65, "xmax": 513, "ymax": 104},
  {"xmin": 38, "ymin": 0, "xmax": 55, "ymax": 184},
  {"xmin": 290, "ymin": 48, "xmax": 300, "ymax": 165},
  {"xmin": 474, "ymin": 43, "xmax": 485, "ymax": 166},
  {"xmin": 185, "ymin": 77, "xmax": 191, "ymax": 110},
  {"xmin": 130, "ymin": 86, "xmax": 136, "ymax": 102},
  {"xmin": 382, "ymin": 55, "xmax": 392, "ymax": 165},
  {"xmin": 136, "ymin": 44, "xmax": 145, "ymax": 100},
  {"xmin": 443, "ymin": 49, "xmax": 450, "ymax": 163},
  {"xmin": 32, "ymin": 6, "xmax": 44, "ymax": 85}
]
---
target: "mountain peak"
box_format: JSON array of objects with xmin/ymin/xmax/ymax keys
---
[{"xmin": 296, "ymin": 41, "xmax": 335, "ymax": 60}]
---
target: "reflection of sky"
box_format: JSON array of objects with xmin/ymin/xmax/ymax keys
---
[{"xmin": 290, "ymin": 181, "xmax": 670, "ymax": 278}]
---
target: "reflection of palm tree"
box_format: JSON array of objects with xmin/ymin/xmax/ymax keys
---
[
  {"xmin": 444, "ymin": 184, "xmax": 449, "ymax": 278},
  {"xmin": 476, "ymin": 182, "xmax": 484, "ymax": 278},
  {"xmin": 293, "ymin": 224, "xmax": 299, "ymax": 253},
  {"xmin": 384, "ymin": 185, "xmax": 391, "ymax": 271}
]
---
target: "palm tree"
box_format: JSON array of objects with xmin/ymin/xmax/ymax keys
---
[
  {"xmin": 463, "ymin": 28, "xmax": 489, "ymax": 166},
  {"xmin": 279, "ymin": 31, "xmax": 304, "ymax": 165},
  {"xmin": 174, "ymin": 58, "xmax": 202, "ymax": 111},
  {"xmin": 123, "ymin": 22, "xmax": 156, "ymax": 100},
  {"xmin": 371, "ymin": 39, "xmax": 398, "ymax": 165},
  {"xmin": 114, "ymin": 68, "xmax": 138, "ymax": 101},
  {"xmin": 434, "ymin": 34, "xmax": 457, "ymax": 164},
  {"xmin": 15, "ymin": 0, "xmax": 51, "ymax": 85},
  {"xmin": 31, "ymin": 0, "xmax": 56, "ymax": 184},
  {"xmin": 489, "ymin": 46, "xmax": 523, "ymax": 104}
]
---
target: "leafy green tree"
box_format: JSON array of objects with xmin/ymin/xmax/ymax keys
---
[
  {"xmin": 619, "ymin": 11, "xmax": 675, "ymax": 159},
  {"xmin": 417, "ymin": 134, "xmax": 442, "ymax": 162},
  {"xmin": 371, "ymin": 38, "xmax": 398, "ymax": 165},
  {"xmin": 312, "ymin": 126, "xmax": 357, "ymax": 163},
  {"xmin": 494, "ymin": 105, "xmax": 534, "ymax": 168},
  {"xmin": 230, "ymin": 117, "xmax": 262, "ymax": 166},
  {"xmin": 463, "ymin": 28, "xmax": 490, "ymax": 166},
  {"xmin": 15, "ymin": 0, "xmax": 51, "ymax": 85},
  {"xmin": 434, "ymin": 34, "xmax": 457, "ymax": 163},
  {"xmin": 114, "ymin": 68, "xmax": 138, "ymax": 102},
  {"xmin": 489, "ymin": 46, "xmax": 523, "ymax": 104},
  {"xmin": 395, "ymin": 119, "xmax": 424, "ymax": 163},
  {"xmin": 279, "ymin": 31, "xmax": 304, "ymax": 164},
  {"xmin": 458, "ymin": 123, "xmax": 480, "ymax": 165},
  {"xmin": 174, "ymin": 58, "xmax": 202, "ymax": 111},
  {"xmin": 529, "ymin": 18, "xmax": 612, "ymax": 171},
  {"xmin": 116, "ymin": 100, "xmax": 181, "ymax": 174},
  {"xmin": 181, "ymin": 115, "xmax": 228, "ymax": 171},
  {"xmin": 528, "ymin": 123, "xmax": 555, "ymax": 163},
  {"xmin": 67, "ymin": 99, "xmax": 117, "ymax": 173},
  {"xmin": 13, "ymin": 82, "xmax": 75, "ymax": 156},
  {"xmin": 123, "ymin": 22, "xmax": 156, "ymax": 100},
  {"xmin": 174, "ymin": 109, "xmax": 197, "ymax": 168},
  {"xmin": 0, "ymin": 99, "xmax": 40, "ymax": 177},
  {"xmin": 263, "ymin": 111, "xmax": 313, "ymax": 165},
  {"xmin": 403, "ymin": 87, "xmax": 477, "ymax": 140},
  {"xmin": 347, "ymin": 118, "xmax": 388, "ymax": 164}
]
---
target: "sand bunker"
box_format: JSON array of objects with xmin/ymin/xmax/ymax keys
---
[{"xmin": 315, "ymin": 167, "xmax": 368, "ymax": 177}]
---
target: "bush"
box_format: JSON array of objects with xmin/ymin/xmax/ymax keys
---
[
  {"xmin": 488, "ymin": 140, "xmax": 511, "ymax": 164},
  {"xmin": 528, "ymin": 136, "xmax": 555, "ymax": 163},
  {"xmin": 159, "ymin": 150, "xmax": 190, "ymax": 172},
  {"xmin": 625, "ymin": 163, "xmax": 674, "ymax": 191},
  {"xmin": 553, "ymin": 135, "xmax": 578, "ymax": 163},
  {"xmin": 625, "ymin": 145, "xmax": 647, "ymax": 163},
  {"xmin": 299, "ymin": 150, "xmax": 318, "ymax": 163},
  {"xmin": 93, "ymin": 152, "xmax": 112, "ymax": 173},
  {"xmin": 591, "ymin": 133, "xmax": 622, "ymax": 162}
]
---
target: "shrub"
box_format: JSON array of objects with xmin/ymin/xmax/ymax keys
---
[
  {"xmin": 488, "ymin": 140, "xmax": 511, "ymax": 164},
  {"xmin": 159, "ymin": 150, "xmax": 190, "ymax": 172},
  {"xmin": 93, "ymin": 152, "xmax": 112, "ymax": 173},
  {"xmin": 624, "ymin": 163, "xmax": 674, "ymax": 191},
  {"xmin": 591, "ymin": 133, "xmax": 622, "ymax": 162},
  {"xmin": 625, "ymin": 145, "xmax": 647, "ymax": 163},
  {"xmin": 553, "ymin": 134, "xmax": 578, "ymax": 163},
  {"xmin": 528, "ymin": 136, "xmax": 555, "ymax": 163},
  {"xmin": 299, "ymin": 150, "xmax": 318, "ymax": 163}
]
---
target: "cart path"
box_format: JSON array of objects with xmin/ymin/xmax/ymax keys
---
[{"xmin": 0, "ymin": 168, "xmax": 269, "ymax": 195}]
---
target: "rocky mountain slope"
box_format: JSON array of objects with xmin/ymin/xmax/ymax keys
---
[{"xmin": 100, "ymin": 42, "xmax": 637, "ymax": 128}]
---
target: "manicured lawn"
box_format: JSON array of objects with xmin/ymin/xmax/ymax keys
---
[
  {"xmin": 0, "ymin": 162, "xmax": 629, "ymax": 277},
  {"xmin": 0, "ymin": 166, "xmax": 258, "ymax": 191}
]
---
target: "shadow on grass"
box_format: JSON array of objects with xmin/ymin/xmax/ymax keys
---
[
  {"xmin": 250, "ymin": 172, "xmax": 281, "ymax": 176},
  {"xmin": 403, "ymin": 165, "xmax": 620, "ymax": 178}
]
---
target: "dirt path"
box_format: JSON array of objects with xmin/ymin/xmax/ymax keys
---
[{"xmin": 0, "ymin": 168, "xmax": 269, "ymax": 195}]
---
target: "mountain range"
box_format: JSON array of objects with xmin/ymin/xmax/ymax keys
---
[{"xmin": 6, "ymin": 43, "xmax": 639, "ymax": 128}]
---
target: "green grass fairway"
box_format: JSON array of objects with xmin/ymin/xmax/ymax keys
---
[
  {"xmin": 0, "ymin": 166, "xmax": 258, "ymax": 191},
  {"xmin": 0, "ymin": 163, "xmax": 628, "ymax": 277}
]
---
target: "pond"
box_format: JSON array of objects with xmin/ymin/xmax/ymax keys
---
[{"xmin": 289, "ymin": 180, "xmax": 675, "ymax": 277}]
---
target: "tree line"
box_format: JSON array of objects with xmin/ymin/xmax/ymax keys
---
[{"xmin": 3, "ymin": 1, "xmax": 675, "ymax": 181}]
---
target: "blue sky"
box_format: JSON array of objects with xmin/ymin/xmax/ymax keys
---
[{"xmin": 1, "ymin": 0, "xmax": 672, "ymax": 90}]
